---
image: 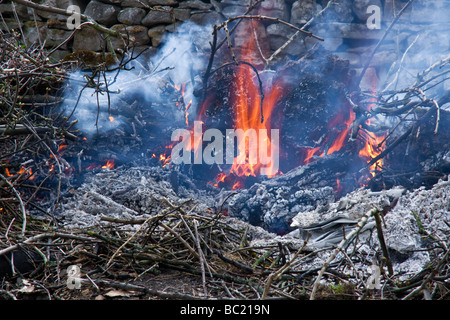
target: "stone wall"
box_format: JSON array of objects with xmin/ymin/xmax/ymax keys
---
[{"xmin": 1, "ymin": 0, "xmax": 449, "ymax": 88}]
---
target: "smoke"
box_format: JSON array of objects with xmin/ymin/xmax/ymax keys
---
[{"xmin": 61, "ymin": 21, "xmax": 213, "ymax": 136}]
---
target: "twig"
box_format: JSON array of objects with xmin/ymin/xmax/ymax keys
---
[
  {"xmin": 266, "ymin": 0, "xmax": 335, "ymax": 65},
  {"xmin": 12, "ymin": 0, "xmax": 121, "ymax": 38},
  {"xmin": 0, "ymin": 173, "xmax": 27, "ymax": 237},
  {"xmin": 356, "ymin": 0, "xmax": 415, "ymax": 87},
  {"xmin": 262, "ymin": 234, "xmax": 310, "ymax": 300},
  {"xmin": 402, "ymin": 246, "xmax": 450, "ymax": 300},
  {"xmin": 160, "ymin": 221, "xmax": 200, "ymax": 259},
  {"xmin": 193, "ymin": 220, "xmax": 208, "ymax": 298},
  {"xmin": 106, "ymin": 215, "xmax": 153, "ymax": 267},
  {"xmin": 373, "ymin": 210, "xmax": 393, "ymax": 276},
  {"xmin": 216, "ymin": 15, "xmax": 324, "ymax": 41},
  {"xmin": 94, "ymin": 279, "xmax": 202, "ymax": 300}
]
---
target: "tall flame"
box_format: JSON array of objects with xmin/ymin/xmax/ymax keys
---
[
  {"xmin": 359, "ymin": 74, "xmax": 385, "ymax": 181},
  {"xmin": 228, "ymin": 20, "xmax": 282, "ymax": 179}
]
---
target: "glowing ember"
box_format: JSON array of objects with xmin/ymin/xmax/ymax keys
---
[
  {"xmin": 58, "ymin": 143, "xmax": 68, "ymax": 153},
  {"xmin": 5, "ymin": 168, "xmax": 13, "ymax": 177},
  {"xmin": 335, "ymin": 177, "xmax": 343, "ymax": 194},
  {"xmin": 232, "ymin": 181, "xmax": 244, "ymax": 190},
  {"xmin": 210, "ymin": 172, "xmax": 227, "ymax": 187},
  {"xmin": 302, "ymin": 107, "xmax": 356, "ymax": 164},
  {"xmin": 108, "ymin": 116, "xmax": 115, "ymax": 122}
]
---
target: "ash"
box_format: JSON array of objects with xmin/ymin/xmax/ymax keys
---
[
  {"xmin": 59, "ymin": 166, "xmax": 216, "ymax": 229},
  {"xmin": 60, "ymin": 163, "xmax": 449, "ymax": 285},
  {"xmin": 291, "ymin": 176, "xmax": 450, "ymax": 281}
]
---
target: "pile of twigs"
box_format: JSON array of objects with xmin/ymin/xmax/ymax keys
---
[
  {"xmin": 1, "ymin": 190, "xmax": 449, "ymax": 300},
  {"xmin": 0, "ymin": 198, "xmax": 301, "ymax": 300},
  {"xmin": 0, "ymin": 28, "xmax": 78, "ymax": 228}
]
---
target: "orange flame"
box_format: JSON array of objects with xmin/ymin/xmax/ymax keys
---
[
  {"xmin": 358, "ymin": 72, "xmax": 385, "ymax": 182},
  {"xmin": 109, "ymin": 116, "xmax": 115, "ymax": 122},
  {"xmin": 101, "ymin": 160, "xmax": 115, "ymax": 169},
  {"xmin": 159, "ymin": 154, "xmax": 171, "ymax": 168},
  {"xmin": 303, "ymin": 106, "xmax": 356, "ymax": 164},
  {"xmin": 228, "ymin": 20, "xmax": 282, "ymax": 179},
  {"xmin": 185, "ymin": 99, "xmax": 192, "ymax": 126},
  {"xmin": 359, "ymin": 128, "xmax": 385, "ymax": 179}
]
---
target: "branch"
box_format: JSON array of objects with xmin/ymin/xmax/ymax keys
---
[
  {"xmin": 266, "ymin": 0, "xmax": 335, "ymax": 65},
  {"xmin": 356, "ymin": 0, "xmax": 415, "ymax": 87},
  {"xmin": 12, "ymin": 0, "xmax": 121, "ymax": 38},
  {"xmin": 217, "ymin": 15, "xmax": 324, "ymax": 41}
]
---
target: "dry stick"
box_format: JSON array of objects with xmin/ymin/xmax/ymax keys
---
[
  {"xmin": 0, "ymin": 232, "xmax": 95, "ymax": 257},
  {"xmin": 373, "ymin": 210, "xmax": 393, "ymax": 276},
  {"xmin": 94, "ymin": 279, "xmax": 201, "ymax": 300},
  {"xmin": 22, "ymin": 119, "xmax": 63, "ymax": 210},
  {"xmin": 46, "ymin": 22, "xmax": 93, "ymax": 58},
  {"xmin": 217, "ymin": 15, "xmax": 323, "ymax": 41},
  {"xmin": 356, "ymin": 0, "xmax": 414, "ymax": 87},
  {"xmin": 261, "ymin": 234, "xmax": 310, "ymax": 300},
  {"xmin": 0, "ymin": 173, "xmax": 27, "ymax": 236},
  {"xmin": 106, "ymin": 215, "xmax": 153, "ymax": 267},
  {"xmin": 12, "ymin": 0, "xmax": 119, "ymax": 38},
  {"xmin": 431, "ymin": 99, "xmax": 440, "ymax": 134},
  {"xmin": 160, "ymin": 222, "xmax": 200, "ymax": 260},
  {"xmin": 382, "ymin": 33, "xmax": 420, "ymax": 93},
  {"xmin": 193, "ymin": 220, "xmax": 208, "ymax": 298},
  {"xmin": 402, "ymin": 245, "xmax": 450, "ymax": 300},
  {"xmin": 200, "ymin": 0, "xmax": 262, "ymax": 115},
  {"xmin": 366, "ymin": 99, "xmax": 438, "ymax": 169},
  {"xmin": 310, "ymin": 209, "xmax": 376, "ymax": 300},
  {"xmin": 266, "ymin": 0, "xmax": 334, "ymax": 65}
]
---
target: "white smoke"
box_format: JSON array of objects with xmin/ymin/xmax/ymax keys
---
[{"xmin": 61, "ymin": 21, "xmax": 213, "ymax": 136}]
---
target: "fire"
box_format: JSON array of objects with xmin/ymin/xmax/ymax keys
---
[
  {"xmin": 5, "ymin": 168, "xmax": 13, "ymax": 177},
  {"xmin": 359, "ymin": 127, "xmax": 385, "ymax": 179},
  {"xmin": 304, "ymin": 146, "xmax": 323, "ymax": 164},
  {"xmin": 228, "ymin": 20, "xmax": 282, "ymax": 179},
  {"xmin": 58, "ymin": 143, "xmax": 68, "ymax": 153},
  {"xmin": 232, "ymin": 181, "xmax": 244, "ymax": 190},
  {"xmin": 159, "ymin": 154, "xmax": 171, "ymax": 168},
  {"xmin": 108, "ymin": 116, "xmax": 115, "ymax": 122},
  {"xmin": 302, "ymin": 108, "xmax": 355, "ymax": 164},
  {"xmin": 174, "ymin": 84, "xmax": 191, "ymax": 126},
  {"xmin": 212, "ymin": 172, "xmax": 227, "ymax": 187},
  {"xmin": 358, "ymin": 72, "xmax": 385, "ymax": 182},
  {"xmin": 4, "ymin": 166, "xmax": 35, "ymax": 180},
  {"xmin": 335, "ymin": 177, "xmax": 343, "ymax": 195},
  {"xmin": 208, "ymin": 172, "xmax": 228, "ymax": 188},
  {"xmin": 101, "ymin": 160, "xmax": 115, "ymax": 169},
  {"xmin": 185, "ymin": 99, "xmax": 192, "ymax": 126}
]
